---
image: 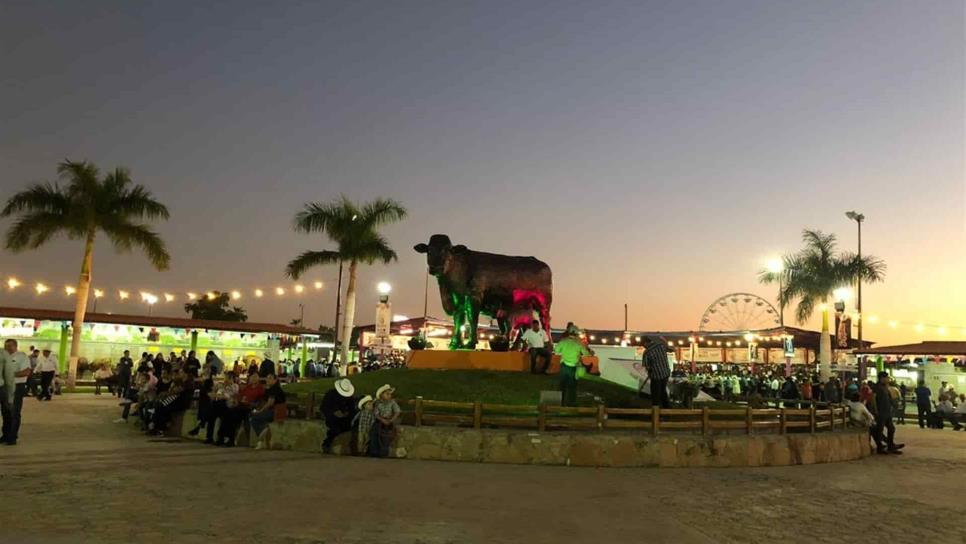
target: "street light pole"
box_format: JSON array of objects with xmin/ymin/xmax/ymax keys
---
[{"xmin": 846, "ymin": 211, "xmax": 866, "ymax": 378}]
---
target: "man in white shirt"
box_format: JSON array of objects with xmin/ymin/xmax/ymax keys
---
[
  {"xmin": 520, "ymin": 319, "xmax": 551, "ymax": 374},
  {"xmin": 0, "ymin": 339, "xmax": 31, "ymax": 445},
  {"xmin": 36, "ymin": 347, "xmax": 59, "ymax": 401}
]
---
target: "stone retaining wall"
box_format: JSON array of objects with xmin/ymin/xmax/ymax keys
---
[{"xmin": 172, "ymin": 411, "xmax": 870, "ymax": 468}]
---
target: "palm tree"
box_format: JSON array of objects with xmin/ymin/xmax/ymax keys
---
[
  {"xmin": 286, "ymin": 196, "xmax": 406, "ymax": 368},
  {"xmin": 2, "ymin": 160, "xmax": 170, "ymax": 386},
  {"xmin": 760, "ymin": 229, "xmax": 885, "ymax": 379}
]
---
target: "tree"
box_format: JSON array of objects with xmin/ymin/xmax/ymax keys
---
[
  {"xmin": 184, "ymin": 291, "xmax": 248, "ymax": 322},
  {"xmin": 286, "ymin": 196, "xmax": 406, "ymax": 368},
  {"xmin": 317, "ymin": 324, "xmax": 336, "ymax": 343},
  {"xmin": 3, "ymin": 160, "xmax": 170, "ymax": 386},
  {"xmin": 760, "ymin": 229, "xmax": 885, "ymax": 379}
]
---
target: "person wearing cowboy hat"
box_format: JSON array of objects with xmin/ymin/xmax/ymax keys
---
[
  {"xmin": 352, "ymin": 395, "xmax": 375, "ymax": 454},
  {"xmin": 321, "ymin": 378, "xmax": 356, "ymax": 453},
  {"xmin": 368, "ymin": 384, "xmax": 400, "ymax": 457}
]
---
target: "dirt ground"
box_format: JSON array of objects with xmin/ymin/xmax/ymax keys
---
[{"xmin": 2, "ymin": 395, "xmax": 964, "ymax": 544}]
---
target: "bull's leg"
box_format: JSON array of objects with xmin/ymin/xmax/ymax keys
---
[
  {"xmin": 464, "ymin": 298, "xmax": 480, "ymax": 349},
  {"xmin": 497, "ymin": 316, "xmax": 510, "ymax": 337},
  {"xmin": 539, "ymin": 304, "xmax": 551, "ymax": 339},
  {"xmin": 449, "ymin": 301, "xmax": 465, "ymax": 350}
]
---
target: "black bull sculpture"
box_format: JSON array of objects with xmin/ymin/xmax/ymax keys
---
[{"xmin": 415, "ymin": 234, "xmax": 553, "ymax": 350}]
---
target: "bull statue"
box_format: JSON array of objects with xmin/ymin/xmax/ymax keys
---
[{"xmin": 415, "ymin": 234, "xmax": 553, "ymax": 350}]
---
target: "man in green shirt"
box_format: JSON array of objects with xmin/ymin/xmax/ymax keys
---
[{"xmin": 553, "ymin": 325, "xmax": 592, "ymax": 407}]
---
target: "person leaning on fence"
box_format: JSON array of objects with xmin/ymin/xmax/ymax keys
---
[
  {"xmin": 368, "ymin": 384, "xmax": 400, "ymax": 458},
  {"xmin": 643, "ymin": 336, "xmax": 671, "ymax": 409},
  {"xmin": 846, "ymin": 392, "xmax": 877, "ymax": 454}
]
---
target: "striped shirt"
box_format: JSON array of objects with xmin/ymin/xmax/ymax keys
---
[{"xmin": 643, "ymin": 340, "xmax": 671, "ymax": 381}]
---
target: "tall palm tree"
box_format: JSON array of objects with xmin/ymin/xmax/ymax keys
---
[
  {"xmin": 2, "ymin": 160, "xmax": 170, "ymax": 386},
  {"xmin": 760, "ymin": 229, "xmax": 885, "ymax": 379},
  {"xmin": 286, "ymin": 196, "xmax": 406, "ymax": 368}
]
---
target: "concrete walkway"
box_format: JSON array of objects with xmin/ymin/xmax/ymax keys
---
[{"xmin": 2, "ymin": 395, "xmax": 964, "ymax": 543}]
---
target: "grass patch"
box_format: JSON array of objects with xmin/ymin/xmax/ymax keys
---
[{"xmin": 283, "ymin": 368, "xmax": 650, "ymax": 408}]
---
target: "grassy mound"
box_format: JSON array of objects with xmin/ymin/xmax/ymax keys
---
[{"xmin": 284, "ymin": 368, "xmax": 648, "ymax": 408}]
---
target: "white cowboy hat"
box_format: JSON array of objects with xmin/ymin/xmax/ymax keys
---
[
  {"xmin": 375, "ymin": 384, "xmax": 395, "ymax": 398},
  {"xmin": 357, "ymin": 395, "xmax": 373, "ymax": 411},
  {"xmin": 334, "ymin": 378, "xmax": 355, "ymax": 398}
]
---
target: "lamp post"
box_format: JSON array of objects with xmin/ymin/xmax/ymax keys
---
[
  {"xmin": 766, "ymin": 258, "xmax": 784, "ymax": 328},
  {"xmin": 846, "ymin": 211, "xmax": 865, "ymax": 378}
]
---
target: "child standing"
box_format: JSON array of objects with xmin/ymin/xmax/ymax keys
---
[
  {"xmin": 353, "ymin": 395, "xmax": 374, "ymax": 455},
  {"xmin": 368, "ymin": 384, "xmax": 400, "ymax": 457}
]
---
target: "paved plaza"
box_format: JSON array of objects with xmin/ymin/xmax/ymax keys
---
[{"xmin": 2, "ymin": 395, "xmax": 964, "ymax": 544}]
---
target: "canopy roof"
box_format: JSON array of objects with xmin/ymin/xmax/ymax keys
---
[
  {"xmin": 857, "ymin": 341, "xmax": 966, "ymax": 357},
  {"xmin": 354, "ymin": 319, "xmax": 873, "ymax": 351},
  {"xmin": 0, "ymin": 306, "xmax": 317, "ymax": 336}
]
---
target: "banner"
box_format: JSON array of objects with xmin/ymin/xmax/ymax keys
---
[{"xmin": 835, "ymin": 314, "xmax": 852, "ymax": 348}]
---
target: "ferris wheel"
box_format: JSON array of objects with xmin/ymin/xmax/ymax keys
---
[{"xmin": 698, "ymin": 293, "xmax": 780, "ymax": 332}]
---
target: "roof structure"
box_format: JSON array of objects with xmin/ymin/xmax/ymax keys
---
[
  {"xmin": 353, "ymin": 319, "xmax": 873, "ymax": 351},
  {"xmin": 0, "ymin": 306, "xmax": 317, "ymax": 336},
  {"xmin": 857, "ymin": 341, "xmax": 966, "ymax": 357}
]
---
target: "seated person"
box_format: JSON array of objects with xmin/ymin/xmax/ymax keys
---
[
  {"xmin": 93, "ymin": 364, "xmax": 116, "ymax": 395},
  {"xmin": 250, "ymin": 373, "xmax": 286, "ymax": 449},
  {"xmin": 321, "ymin": 379, "xmax": 356, "ymax": 453},
  {"xmin": 936, "ymin": 395, "xmax": 963, "ymax": 430},
  {"xmin": 149, "ymin": 370, "xmax": 195, "ymax": 435}
]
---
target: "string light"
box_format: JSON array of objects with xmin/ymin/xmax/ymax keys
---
[
  {"xmin": 888, "ymin": 321, "xmax": 897, "ymax": 329},
  {"xmin": 118, "ymin": 290, "xmax": 129, "ymax": 300},
  {"xmin": 938, "ymin": 327, "xmax": 947, "ymax": 336},
  {"xmin": 7, "ymin": 278, "xmax": 20, "ymax": 289},
  {"xmin": 230, "ymin": 290, "xmax": 242, "ymax": 300},
  {"xmin": 205, "ymin": 291, "xmax": 216, "ymax": 301},
  {"xmin": 275, "ymin": 287, "xmax": 285, "ymax": 296},
  {"xmin": 254, "ymin": 289, "xmax": 264, "ymax": 298},
  {"xmin": 64, "ymin": 286, "xmax": 76, "ymax": 295},
  {"xmin": 915, "ymin": 323, "xmax": 925, "ymax": 333},
  {"xmin": 164, "ymin": 293, "xmax": 175, "ymax": 302},
  {"xmin": 294, "ymin": 284, "xmax": 304, "ymax": 294},
  {"xmin": 93, "ymin": 289, "xmax": 104, "ymax": 299},
  {"xmin": 186, "ymin": 292, "xmax": 198, "ymax": 300},
  {"xmin": 35, "ymin": 283, "xmax": 49, "ymax": 294},
  {"xmin": 314, "ymin": 281, "xmax": 323, "ymax": 290}
]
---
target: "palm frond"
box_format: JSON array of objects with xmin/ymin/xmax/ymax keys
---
[
  {"xmin": 57, "ymin": 159, "xmax": 100, "ymax": 196},
  {"xmin": 102, "ymin": 221, "xmax": 171, "ymax": 270},
  {"xmin": 285, "ymin": 250, "xmax": 343, "ymax": 279},
  {"xmin": 359, "ymin": 198, "xmax": 407, "ymax": 229},
  {"xmin": 1, "ymin": 183, "xmax": 70, "ymax": 217},
  {"xmin": 111, "ymin": 184, "xmax": 170, "ymax": 221},
  {"xmin": 4, "ymin": 212, "xmax": 73, "ymax": 251}
]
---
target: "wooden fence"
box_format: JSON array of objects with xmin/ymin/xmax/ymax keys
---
[{"xmin": 286, "ymin": 393, "xmax": 853, "ymax": 436}]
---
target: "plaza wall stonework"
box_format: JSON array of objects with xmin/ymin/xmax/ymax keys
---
[{"xmin": 173, "ymin": 412, "xmax": 870, "ymax": 467}]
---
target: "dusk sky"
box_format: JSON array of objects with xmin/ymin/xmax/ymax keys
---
[{"xmin": 1, "ymin": 1, "xmax": 962, "ymax": 344}]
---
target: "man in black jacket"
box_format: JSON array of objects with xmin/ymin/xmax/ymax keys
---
[
  {"xmin": 321, "ymin": 378, "xmax": 356, "ymax": 453},
  {"xmin": 872, "ymin": 371, "xmax": 904, "ymax": 454}
]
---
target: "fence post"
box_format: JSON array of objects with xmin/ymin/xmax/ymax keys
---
[
  {"xmin": 538, "ymin": 403, "xmax": 547, "ymax": 432},
  {"xmin": 701, "ymin": 406, "xmax": 709, "ymax": 435},
  {"xmin": 829, "ymin": 407, "xmax": 835, "ymax": 431},
  {"xmin": 809, "ymin": 406, "xmax": 816, "ymax": 434},
  {"xmin": 745, "ymin": 406, "xmax": 752, "ymax": 435},
  {"xmin": 307, "ymin": 392, "xmax": 316, "ymax": 420},
  {"xmin": 414, "ymin": 397, "xmax": 424, "ymax": 427},
  {"xmin": 779, "ymin": 408, "xmax": 786, "ymax": 434},
  {"xmin": 596, "ymin": 404, "xmax": 606, "ymax": 431},
  {"xmin": 473, "ymin": 401, "xmax": 482, "ymax": 429},
  {"xmin": 651, "ymin": 406, "xmax": 660, "ymax": 436}
]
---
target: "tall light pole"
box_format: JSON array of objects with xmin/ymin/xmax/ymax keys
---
[
  {"xmin": 766, "ymin": 258, "xmax": 784, "ymax": 328},
  {"xmin": 846, "ymin": 211, "xmax": 865, "ymax": 378}
]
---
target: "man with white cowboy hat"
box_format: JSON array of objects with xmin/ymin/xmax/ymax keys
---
[{"xmin": 320, "ymin": 378, "xmax": 356, "ymax": 453}]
